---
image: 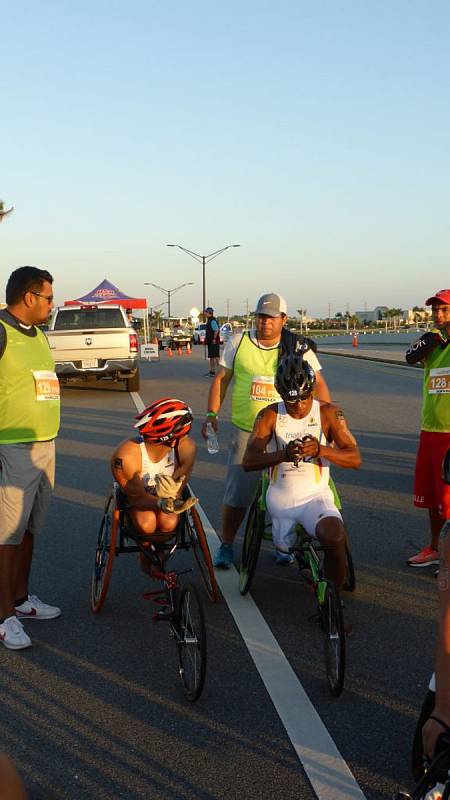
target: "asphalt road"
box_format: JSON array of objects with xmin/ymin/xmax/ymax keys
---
[{"xmin": 0, "ymin": 347, "xmax": 437, "ymax": 800}]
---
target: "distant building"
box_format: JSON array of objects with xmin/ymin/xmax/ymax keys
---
[
  {"xmin": 353, "ymin": 306, "xmax": 388, "ymax": 325},
  {"xmin": 403, "ymin": 308, "xmax": 431, "ymax": 323}
]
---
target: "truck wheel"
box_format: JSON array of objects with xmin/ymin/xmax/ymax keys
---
[{"xmin": 127, "ymin": 370, "xmax": 140, "ymax": 392}]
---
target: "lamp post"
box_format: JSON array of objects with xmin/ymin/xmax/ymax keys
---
[
  {"xmin": 166, "ymin": 244, "xmax": 240, "ymax": 323},
  {"xmin": 144, "ymin": 281, "xmax": 193, "ymax": 320}
]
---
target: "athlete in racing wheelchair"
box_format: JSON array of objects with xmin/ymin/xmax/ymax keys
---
[
  {"xmin": 242, "ymin": 354, "xmax": 361, "ymax": 588},
  {"xmin": 110, "ymin": 397, "xmax": 198, "ymax": 573}
]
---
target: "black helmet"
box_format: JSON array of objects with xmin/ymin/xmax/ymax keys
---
[{"xmin": 275, "ymin": 354, "xmax": 316, "ymax": 402}]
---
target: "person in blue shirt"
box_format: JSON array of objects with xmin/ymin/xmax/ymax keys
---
[{"xmin": 204, "ymin": 307, "xmax": 220, "ymax": 377}]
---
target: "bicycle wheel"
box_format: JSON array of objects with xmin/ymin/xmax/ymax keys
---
[
  {"xmin": 186, "ymin": 506, "xmax": 218, "ymax": 603},
  {"xmin": 174, "ymin": 582, "xmax": 207, "ymax": 702},
  {"xmin": 239, "ymin": 495, "xmax": 265, "ymax": 595},
  {"xmin": 322, "ymin": 580, "xmax": 346, "ymax": 697},
  {"xmin": 343, "ymin": 542, "xmax": 356, "ymax": 593},
  {"xmin": 411, "ymin": 688, "xmax": 435, "ymax": 781},
  {"xmin": 91, "ymin": 492, "xmax": 118, "ymax": 613}
]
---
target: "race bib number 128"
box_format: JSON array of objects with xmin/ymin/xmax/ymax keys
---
[{"xmin": 429, "ymin": 367, "xmax": 450, "ymax": 394}]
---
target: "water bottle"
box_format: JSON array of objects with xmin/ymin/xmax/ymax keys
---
[{"xmin": 206, "ymin": 422, "xmax": 219, "ymax": 455}]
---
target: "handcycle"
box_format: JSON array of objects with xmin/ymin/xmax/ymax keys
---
[
  {"xmin": 239, "ymin": 470, "xmax": 355, "ymax": 697},
  {"xmin": 90, "ymin": 482, "xmax": 218, "ymax": 701}
]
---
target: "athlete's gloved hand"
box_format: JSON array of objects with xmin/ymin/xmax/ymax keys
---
[
  {"xmin": 158, "ymin": 495, "xmax": 198, "ymax": 514},
  {"xmin": 285, "ymin": 439, "xmax": 303, "ymax": 464},
  {"xmin": 155, "ymin": 474, "xmax": 185, "ymax": 500},
  {"xmin": 300, "ymin": 435, "xmax": 321, "ymax": 460}
]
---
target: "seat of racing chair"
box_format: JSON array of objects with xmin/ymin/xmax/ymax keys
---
[{"xmin": 113, "ymin": 481, "xmax": 189, "ymax": 546}]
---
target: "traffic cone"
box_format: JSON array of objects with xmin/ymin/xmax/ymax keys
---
[
  {"xmin": 167, "ymin": 347, "xmax": 173, "ymax": 357},
  {"xmin": 186, "ymin": 342, "xmax": 191, "ymax": 355},
  {"xmin": 352, "ymin": 334, "xmax": 358, "ymax": 348},
  {"xmin": 177, "ymin": 346, "xmax": 182, "ymax": 356}
]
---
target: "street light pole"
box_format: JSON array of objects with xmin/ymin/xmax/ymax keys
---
[
  {"xmin": 166, "ymin": 244, "xmax": 240, "ymax": 323},
  {"xmin": 144, "ymin": 282, "xmax": 193, "ymax": 321}
]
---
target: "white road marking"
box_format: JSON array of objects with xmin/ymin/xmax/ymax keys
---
[
  {"xmin": 196, "ymin": 505, "xmax": 366, "ymax": 800},
  {"xmin": 129, "ymin": 390, "xmax": 366, "ymax": 800}
]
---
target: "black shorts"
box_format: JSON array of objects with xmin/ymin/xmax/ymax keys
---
[{"xmin": 207, "ymin": 343, "xmax": 220, "ymax": 358}]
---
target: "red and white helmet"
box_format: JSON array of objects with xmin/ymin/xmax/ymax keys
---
[{"xmin": 134, "ymin": 398, "xmax": 193, "ymax": 443}]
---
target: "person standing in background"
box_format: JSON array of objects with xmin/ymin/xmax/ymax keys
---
[
  {"xmin": 204, "ymin": 306, "xmax": 220, "ymax": 377},
  {"xmin": 0, "ymin": 267, "xmax": 61, "ymax": 651},
  {"xmin": 406, "ymin": 289, "xmax": 450, "ymax": 568}
]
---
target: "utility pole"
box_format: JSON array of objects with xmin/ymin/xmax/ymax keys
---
[{"xmin": 226, "ymin": 298, "xmax": 230, "ymax": 322}]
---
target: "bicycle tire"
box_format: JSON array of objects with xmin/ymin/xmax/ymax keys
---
[
  {"xmin": 343, "ymin": 541, "xmax": 356, "ymax": 593},
  {"xmin": 91, "ymin": 492, "xmax": 118, "ymax": 613},
  {"xmin": 239, "ymin": 495, "xmax": 265, "ymax": 595},
  {"xmin": 174, "ymin": 582, "xmax": 207, "ymax": 702},
  {"xmin": 411, "ymin": 689, "xmax": 436, "ymax": 781},
  {"xmin": 187, "ymin": 506, "xmax": 219, "ymax": 603},
  {"xmin": 322, "ymin": 580, "xmax": 346, "ymax": 697}
]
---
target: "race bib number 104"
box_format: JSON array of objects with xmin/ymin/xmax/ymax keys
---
[
  {"xmin": 429, "ymin": 367, "xmax": 450, "ymax": 395},
  {"xmin": 250, "ymin": 375, "xmax": 280, "ymax": 403},
  {"xmin": 33, "ymin": 370, "xmax": 60, "ymax": 401}
]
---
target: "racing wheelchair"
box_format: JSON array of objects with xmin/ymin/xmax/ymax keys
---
[
  {"xmin": 239, "ymin": 470, "xmax": 355, "ymax": 697},
  {"xmin": 90, "ymin": 482, "xmax": 218, "ymax": 701}
]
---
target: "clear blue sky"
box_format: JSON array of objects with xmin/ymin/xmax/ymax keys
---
[{"xmin": 1, "ymin": 0, "xmax": 449, "ymax": 318}]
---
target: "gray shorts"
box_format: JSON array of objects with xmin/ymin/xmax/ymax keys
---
[
  {"xmin": 223, "ymin": 427, "xmax": 260, "ymax": 509},
  {"xmin": 0, "ymin": 441, "xmax": 55, "ymax": 545}
]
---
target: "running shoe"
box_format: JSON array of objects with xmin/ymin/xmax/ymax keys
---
[
  {"xmin": 0, "ymin": 616, "xmax": 32, "ymax": 650},
  {"xmin": 16, "ymin": 594, "xmax": 61, "ymax": 619},
  {"xmin": 213, "ymin": 543, "xmax": 234, "ymax": 569},
  {"xmin": 275, "ymin": 550, "xmax": 294, "ymax": 566},
  {"xmin": 407, "ymin": 546, "xmax": 439, "ymax": 568}
]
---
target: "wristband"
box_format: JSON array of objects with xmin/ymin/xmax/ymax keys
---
[{"xmin": 207, "ymin": 411, "xmax": 218, "ymax": 417}]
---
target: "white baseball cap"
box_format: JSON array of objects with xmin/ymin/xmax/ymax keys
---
[{"xmin": 255, "ymin": 293, "xmax": 287, "ymax": 317}]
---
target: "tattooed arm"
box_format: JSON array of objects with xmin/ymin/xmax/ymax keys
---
[
  {"xmin": 301, "ymin": 403, "xmax": 362, "ymax": 469},
  {"xmin": 110, "ymin": 439, "xmax": 160, "ymax": 510}
]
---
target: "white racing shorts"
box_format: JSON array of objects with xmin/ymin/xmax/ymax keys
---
[
  {"xmin": 266, "ymin": 485, "xmax": 342, "ymax": 552},
  {"xmin": 0, "ymin": 441, "xmax": 55, "ymax": 545}
]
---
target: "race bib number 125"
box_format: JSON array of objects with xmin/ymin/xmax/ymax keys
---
[{"xmin": 33, "ymin": 370, "xmax": 60, "ymax": 401}]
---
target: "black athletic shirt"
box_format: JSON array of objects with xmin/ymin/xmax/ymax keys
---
[{"xmin": 0, "ymin": 309, "xmax": 38, "ymax": 359}]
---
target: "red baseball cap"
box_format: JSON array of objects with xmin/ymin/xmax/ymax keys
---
[{"xmin": 425, "ymin": 289, "xmax": 450, "ymax": 306}]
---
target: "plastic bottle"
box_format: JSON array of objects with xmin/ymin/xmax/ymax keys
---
[{"xmin": 206, "ymin": 422, "xmax": 219, "ymax": 455}]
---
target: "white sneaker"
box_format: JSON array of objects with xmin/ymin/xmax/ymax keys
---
[
  {"xmin": 15, "ymin": 594, "xmax": 61, "ymax": 620},
  {"xmin": 0, "ymin": 616, "xmax": 32, "ymax": 649}
]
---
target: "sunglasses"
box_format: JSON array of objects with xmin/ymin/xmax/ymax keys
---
[{"xmin": 31, "ymin": 291, "xmax": 54, "ymax": 303}]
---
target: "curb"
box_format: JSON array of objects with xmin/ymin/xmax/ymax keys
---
[{"xmin": 317, "ymin": 349, "xmax": 418, "ymax": 368}]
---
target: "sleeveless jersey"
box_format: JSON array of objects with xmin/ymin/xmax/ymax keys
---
[
  {"xmin": 422, "ymin": 342, "xmax": 450, "ymax": 432},
  {"xmin": 0, "ymin": 319, "xmax": 60, "ymax": 444},
  {"xmin": 268, "ymin": 400, "xmax": 330, "ymax": 501},
  {"xmin": 139, "ymin": 439, "xmax": 176, "ymax": 490}
]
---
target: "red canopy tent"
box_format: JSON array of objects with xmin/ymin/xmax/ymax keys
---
[
  {"xmin": 64, "ymin": 278, "xmax": 147, "ymax": 309},
  {"xmin": 64, "ymin": 279, "xmax": 149, "ymax": 341}
]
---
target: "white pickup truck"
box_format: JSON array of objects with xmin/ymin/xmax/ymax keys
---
[{"xmin": 46, "ymin": 304, "xmax": 140, "ymax": 391}]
